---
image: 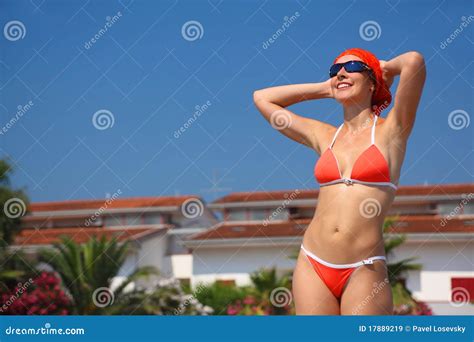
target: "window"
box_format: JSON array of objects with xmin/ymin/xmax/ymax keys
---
[
  {"xmin": 103, "ymin": 214, "xmax": 122, "ymax": 227},
  {"xmin": 124, "ymin": 214, "xmax": 143, "ymax": 226},
  {"xmin": 266, "ymin": 208, "xmax": 288, "ymax": 221},
  {"xmin": 227, "ymin": 210, "xmax": 247, "ymax": 221},
  {"xmin": 451, "ymin": 278, "xmax": 474, "ymax": 304},
  {"xmin": 290, "ymin": 208, "xmax": 314, "ymax": 219},
  {"xmin": 143, "ymin": 213, "xmax": 161, "ymax": 225},
  {"xmin": 463, "ymin": 203, "xmax": 474, "ymax": 214},
  {"xmin": 249, "ymin": 209, "xmax": 267, "ymax": 220}
]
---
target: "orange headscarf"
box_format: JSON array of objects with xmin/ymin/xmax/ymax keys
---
[{"xmin": 333, "ymin": 48, "xmax": 392, "ymax": 116}]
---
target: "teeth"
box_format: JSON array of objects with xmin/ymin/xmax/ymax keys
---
[{"xmin": 337, "ymin": 83, "xmax": 351, "ymax": 89}]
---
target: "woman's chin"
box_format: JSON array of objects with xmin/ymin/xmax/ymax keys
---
[{"xmin": 335, "ymin": 95, "xmax": 356, "ymax": 105}]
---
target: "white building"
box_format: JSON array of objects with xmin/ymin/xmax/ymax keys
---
[{"xmin": 15, "ymin": 195, "xmax": 216, "ymax": 286}]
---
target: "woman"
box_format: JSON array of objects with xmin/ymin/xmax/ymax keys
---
[{"xmin": 253, "ymin": 48, "xmax": 426, "ymax": 315}]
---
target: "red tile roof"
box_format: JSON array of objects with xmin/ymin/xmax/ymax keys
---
[
  {"xmin": 190, "ymin": 216, "xmax": 472, "ymax": 240},
  {"xmin": 14, "ymin": 226, "xmax": 169, "ymax": 246},
  {"xmin": 387, "ymin": 215, "xmax": 473, "ymax": 234},
  {"xmin": 28, "ymin": 196, "xmax": 200, "ymax": 212},
  {"xmin": 21, "ymin": 213, "xmax": 97, "ymax": 221},
  {"xmin": 211, "ymin": 189, "xmax": 318, "ymax": 204},
  {"xmin": 190, "ymin": 219, "xmax": 309, "ymax": 240},
  {"xmin": 211, "ymin": 183, "xmax": 474, "ymax": 204}
]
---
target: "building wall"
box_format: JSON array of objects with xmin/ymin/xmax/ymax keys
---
[
  {"xmin": 191, "ymin": 245, "xmax": 298, "ymax": 287},
  {"xmin": 137, "ymin": 234, "xmax": 168, "ymax": 273},
  {"xmin": 393, "ymin": 239, "xmax": 474, "ymax": 315},
  {"xmin": 167, "ymin": 254, "xmax": 193, "ymax": 279}
]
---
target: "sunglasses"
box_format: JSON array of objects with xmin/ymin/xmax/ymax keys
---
[{"xmin": 329, "ymin": 60, "xmax": 373, "ymax": 78}]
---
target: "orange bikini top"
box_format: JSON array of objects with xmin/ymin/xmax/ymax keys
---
[{"xmin": 314, "ymin": 115, "xmax": 398, "ymax": 190}]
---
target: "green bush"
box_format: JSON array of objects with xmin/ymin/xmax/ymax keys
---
[{"xmin": 193, "ymin": 282, "xmax": 248, "ymax": 315}]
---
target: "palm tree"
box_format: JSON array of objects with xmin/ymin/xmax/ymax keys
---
[
  {"xmin": 249, "ymin": 268, "xmax": 293, "ymax": 315},
  {"xmin": 40, "ymin": 235, "xmax": 158, "ymax": 314},
  {"xmin": 383, "ymin": 216, "xmax": 422, "ymax": 285},
  {"xmin": 383, "ymin": 216, "xmax": 431, "ymax": 314},
  {"xmin": 0, "ymin": 158, "xmax": 33, "ymax": 290}
]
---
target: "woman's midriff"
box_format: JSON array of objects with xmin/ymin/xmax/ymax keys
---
[{"xmin": 302, "ymin": 184, "xmax": 396, "ymax": 264}]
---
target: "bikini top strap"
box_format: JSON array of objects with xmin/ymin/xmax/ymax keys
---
[
  {"xmin": 371, "ymin": 115, "xmax": 378, "ymax": 145},
  {"xmin": 330, "ymin": 123, "xmax": 344, "ymax": 148}
]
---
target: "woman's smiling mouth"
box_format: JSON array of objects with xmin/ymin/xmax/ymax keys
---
[{"xmin": 336, "ymin": 82, "xmax": 353, "ymax": 90}]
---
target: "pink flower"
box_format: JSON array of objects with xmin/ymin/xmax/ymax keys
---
[
  {"xmin": 243, "ymin": 296, "xmax": 255, "ymax": 305},
  {"xmin": 227, "ymin": 305, "xmax": 239, "ymax": 315}
]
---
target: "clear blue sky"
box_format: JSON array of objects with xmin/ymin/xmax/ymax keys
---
[{"xmin": 1, "ymin": 0, "xmax": 472, "ymax": 203}]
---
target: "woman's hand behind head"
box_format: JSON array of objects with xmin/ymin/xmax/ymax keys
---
[{"xmin": 379, "ymin": 60, "xmax": 395, "ymax": 89}]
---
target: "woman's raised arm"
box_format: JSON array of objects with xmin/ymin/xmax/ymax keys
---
[
  {"xmin": 382, "ymin": 51, "xmax": 426, "ymax": 139},
  {"xmin": 253, "ymin": 80, "xmax": 334, "ymax": 153}
]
